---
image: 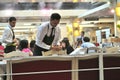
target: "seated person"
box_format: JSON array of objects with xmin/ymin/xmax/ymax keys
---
[
  {"xmin": 0, "ymin": 42, "xmax": 4, "ymax": 53},
  {"xmin": 19, "ymin": 39, "xmax": 33, "ymax": 56},
  {"xmin": 81, "ymin": 37, "xmax": 96, "ymax": 53},
  {"xmin": 61, "ymin": 38, "xmax": 74, "ymax": 55},
  {"xmin": 81, "ymin": 37, "xmax": 96, "ymax": 48},
  {"xmin": 102, "ymin": 39, "xmax": 113, "ymax": 48},
  {"xmin": 30, "ymin": 40, "xmax": 36, "ymax": 53},
  {"xmin": 0, "ymin": 42, "xmax": 4, "ymax": 57}
]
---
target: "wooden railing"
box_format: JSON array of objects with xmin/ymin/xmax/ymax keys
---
[{"xmin": 1, "ymin": 53, "xmax": 120, "ymax": 80}]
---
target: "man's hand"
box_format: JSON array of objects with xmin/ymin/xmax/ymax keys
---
[
  {"xmin": 13, "ymin": 38, "xmax": 17, "ymax": 43},
  {"xmin": 51, "ymin": 45, "xmax": 62, "ymax": 51},
  {"xmin": 12, "ymin": 38, "xmax": 18, "ymax": 46}
]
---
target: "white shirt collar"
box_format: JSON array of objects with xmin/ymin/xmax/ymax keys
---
[
  {"xmin": 49, "ymin": 22, "xmax": 56, "ymax": 29},
  {"xmin": 8, "ymin": 24, "xmax": 14, "ymax": 29}
]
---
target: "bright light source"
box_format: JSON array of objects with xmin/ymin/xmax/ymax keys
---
[
  {"xmin": 117, "ymin": 21, "xmax": 120, "ymax": 25},
  {"xmin": 110, "ymin": 9, "xmax": 115, "ymax": 13},
  {"xmin": 4, "ymin": 9, "xmax": 13, "ymax": 16},
  {"xmin": 23, "ymin": 23, "xmax": 31, "ymax": 26},
  {"xmin": 73, "ymin": 0, "xmax": 78, "ymax": 2},
  {"xmin": 41, "ymin": 9, "xmax": 52, "ymax": 16},
  {"xmin": 18, "ymin": 0, "xmax": 26, "ymax": 2}
]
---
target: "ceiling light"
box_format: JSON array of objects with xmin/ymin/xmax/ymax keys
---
[
  {"xmin": 41, "ymin": 9, "xmax": 52, "ymax": 16},
  {"xmin": 23, "ymin": 23, "xmax": 31, "ymax": 26},
  {"xmin": 110, "ymin": 9, "xmax": 115, "ymax": 13},
  {"xmin": 4, "ymin": 9, "xmax": 13, "ymax": 16}
]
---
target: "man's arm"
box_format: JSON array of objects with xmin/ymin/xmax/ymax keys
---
[
  {"xmin": 36, "ymin": 24, "xmax": 51, "ymax": 50},
  {"xmin": 2, "ymin": 28, "xmax": 12, "ymax": 43}
]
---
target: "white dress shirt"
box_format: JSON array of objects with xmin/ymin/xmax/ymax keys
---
[
  {"xmin": 35, "ymin": 22, "xmax": 61, "ymax": 50},
  {"xmin": 2, "ymin": 25, "xmax": 14, "ymax": 45},
  {"xmin": 81, "ymin": 42, "xmax": 96, "ymax": 48},
  {"xmin": 81, "ymin": 42, "xmax": 96, "ymax": 53}
]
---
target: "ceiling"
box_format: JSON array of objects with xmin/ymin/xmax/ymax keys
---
[
  {"xmin": 0, "ymin": 0, "xmax": 116, "ymax": 39},
  {"xmin": 0, "ymin": 1, "xmax": 114, "ymax": 24},
  {"xmin": 0, "ymin": 2, "xmax": 106, "ymax": 10}
]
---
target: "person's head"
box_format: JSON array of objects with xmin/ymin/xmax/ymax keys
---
[
  {"xmin": 50, "ymin": 13, "xmax": 61, "ymax": 27},
  {"xmin": 81, "ymin": 31, "xmax": 85, "ymax": 37},
  {"xmin": 20, "ymin": 39, "xmax": 28, "ymax": 50},
  {"xmin": 83, "ymin": 37, "xmax": 90, "ymax": 42},
  {"xmin": 30, "ymin": 40, "xmax": 36, "ymax": 48},
  {"xmin": 61, "ymin": 38, "xmax": 70, "ymax": 49},
  {"xmin": 8, "ymin": 17, "xmax": 16, "ymax": 27}
]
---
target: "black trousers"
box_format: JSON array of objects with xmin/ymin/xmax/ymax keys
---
[
  {"xmin": 4, "ymin": 45, "xmax": 16, "ymax": 53},
  {"xmin": 33, "ymin": 44, "xmax": 48, "ymax": 56}
]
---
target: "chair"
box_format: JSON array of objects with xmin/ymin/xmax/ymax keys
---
[
  {"xmin": 87, "ymin": 47, "xmax": 99, "ymax": 54},
  {"xmin": 69, "ymin": 48, "xmax": 87, "ymax": 56}
]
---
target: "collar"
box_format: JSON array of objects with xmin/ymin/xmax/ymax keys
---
[
  {"xmin": 8, "ymin": 24, "xmax": 14, "ymax": 29},
  {"xmin": 49, "ymin": 22, "xmax": 56, "ymax": 29}
]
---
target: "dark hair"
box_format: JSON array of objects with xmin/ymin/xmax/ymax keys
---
[
  {"xmin": 62, "ymin": 38, "xmax": 70, "ymax": 49},
  {"xmin": 30, "ymin": 40, "xmax": 36, "ymax": 48},
  {"xmin": 20, "ymin": 39, "xmax": 28, "ymax": 50},
  {"xmin": 83, "ymin": 37, "xmax": 90, "ymax": 42},
  {"xmin": 112, "ymin": 34, "xmax": 115, "ymax": 37},
  {"xmin": 50, "ymin": 13, "xmax": 61, "ymax": 20},
  {"xmin": 8, "ymin": 17, "xmax": 16, "ymax": 22},
  {"xmin": 81, "ymin": 31, "xmax": 85, "ymax": 35}
]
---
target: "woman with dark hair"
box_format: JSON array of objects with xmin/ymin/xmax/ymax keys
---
[
  {"xmin": 20, "ymin": 39, "xmax": 33, "ymax": 56},
  {"xmin": 30, "ymin": 40, "xmax": 36, "ymax": 53},
  {"xmin": 61, "ymin": 38, "xmax": 74, "ymax": 54}
]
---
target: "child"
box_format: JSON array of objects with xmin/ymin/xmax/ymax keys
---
[
  {"xmin": 0, "ymin": 42, "xmax": 4, "ymax": 57},
  {"xmin": 19, "ymin": 39, "xmax": 33, "ymax": 56}
]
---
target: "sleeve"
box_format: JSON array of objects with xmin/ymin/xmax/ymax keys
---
[
  {"xmin": 36, "ymin": 25, "xmax": 51, "ymax": 50},
  {"xmin": 2, "ymin": 28, "xmax": 12, "ymax": 43}
]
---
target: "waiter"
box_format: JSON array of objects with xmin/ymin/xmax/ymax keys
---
[
  {"xmin": 34, "ymin": 13, "xmax": 61, "ymax": 56},
  {"xmin": 2, "ymin": 17, "xmax": 17, "ymax": 53}
]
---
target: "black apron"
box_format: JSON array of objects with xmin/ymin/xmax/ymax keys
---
[
  {"xmin": 4, "ymin": 28, "xmax": 16, "ymax": 53},
  {"xmin": 43, "ymin": 26, "xmax": 55, "ymax": 45},
  {"xmin": 39, "ymin": 25, "xmax": 55, "ymax": 52},
  {"xmin": 34, "ymin": 24, "xmax": 56, "ymax": 56}
]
